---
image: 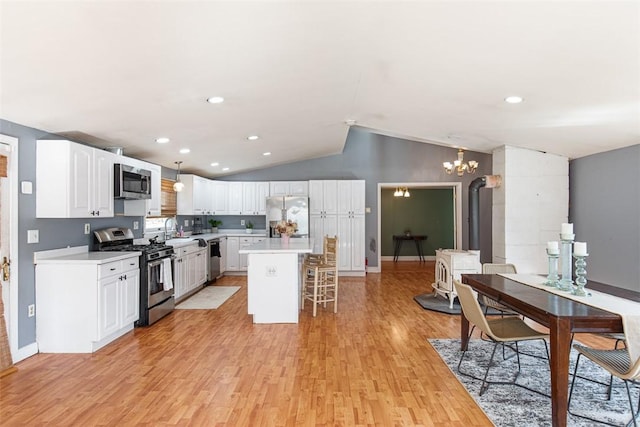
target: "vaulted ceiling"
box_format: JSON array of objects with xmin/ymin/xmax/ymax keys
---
[{"xmin": 1, "ymin": 1, "xmax": 638, "ymax": 177}]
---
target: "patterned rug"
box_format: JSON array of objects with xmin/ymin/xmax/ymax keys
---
[
  {"xmin": 175, "ymin": 286, "xmax": 240, "ymax": 309},
  {"xmin": 429, "ymin": 338, "xmax": 639, "ymax": 426}
]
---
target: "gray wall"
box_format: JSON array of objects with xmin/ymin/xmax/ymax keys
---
[
  {"xmin": 1, "ymin": 119, "xmax": 145, "ymax": 348},
  {"xmin": 569, "ymin": 144, "xmax": 640, "ymax": 291}
]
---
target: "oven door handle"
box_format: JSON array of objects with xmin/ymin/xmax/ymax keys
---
[{"xmin": 148, "ymin": 256, "xmax": 175, "ymax": 268}]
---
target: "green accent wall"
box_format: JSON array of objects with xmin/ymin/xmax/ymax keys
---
[{"xmin": 381, "ymin": 188, "xmax": 455, "ymax": 257}]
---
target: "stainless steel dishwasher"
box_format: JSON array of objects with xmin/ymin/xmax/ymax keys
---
[{"xmin": 208, "ymin": 238, "xmax": 221, "ymax": 282}]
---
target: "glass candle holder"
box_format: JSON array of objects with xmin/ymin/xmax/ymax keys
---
[
  {"xmin": 573, "ymin": 254, "xmax": 589, "ymax": 296},
  {"xmin": 544, "ymin": 250, "xmax": 559, "ymax": 287},
  {"xmin": 557, "ymin": 234, "xmax": 575, "ymax": 291}
]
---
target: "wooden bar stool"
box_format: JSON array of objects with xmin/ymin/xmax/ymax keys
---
[{"xmin": 301, "ymin": 236, "xmax": 338, "ymax": 316}]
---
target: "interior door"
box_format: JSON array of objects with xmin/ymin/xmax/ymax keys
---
[{"xmin": 0, "ymin": 135, "xmax": 16, "ymax": 369}]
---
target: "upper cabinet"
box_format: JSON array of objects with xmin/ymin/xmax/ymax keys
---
[
  {"xmin": 269, "ymin": 181, "xmax": 308, "ymax": 197},
  {"xmin": 309, "ymin": 180, "xmax": 338, "ymax": 216},
  {"xmin": 227, "ymin": 182, "xmax": 243, "ymax": 214},
  {"xmin": 36, "ymin": 140, "xmax": 115, "ymax": 218},
  {"xmin": 337, "ymin": 180, "xmax": 366, "ymax": 215},
  {"xmin": 177, "ymin": 175, "xmax": 211, "ymax": 215},
  {"xmin": 211, "ymin": 181, "xmax": 228, "ymax": 215},
  {"xmin": 242, "ymin": 182, "xmax": 269, "ymax": 215}
]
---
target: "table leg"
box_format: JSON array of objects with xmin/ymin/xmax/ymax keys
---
[
  {"xmin": 549, "ymin": 317, "xmax": 572, "ymax": 427},
  {"xmin": 393, "ymin": 239, "xmax": 401, "ymax": 262}
]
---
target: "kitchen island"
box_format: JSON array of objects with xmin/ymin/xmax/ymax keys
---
[{"xmin": 239, "ymin": 238, "xmax": 313, "ymax": 323}]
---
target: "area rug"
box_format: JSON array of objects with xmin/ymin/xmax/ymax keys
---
[
  {"xmin": 428, "ymin": 338, "xmax": 638, "ymax": 426},
  {"xmin": 414, "ymin": 293, "xmax": 502, "ymax": 315},
  {"xmin": 175, "ymin": 286, "xmax": 240, "ymax": 310}
]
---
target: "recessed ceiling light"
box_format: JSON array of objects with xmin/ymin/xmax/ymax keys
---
[
  {"xmin": 210, "ymin": 162, "xmax": 219, "ymax": 167},
  {"xmin": 505, "ymin": 96, "xmax": 524, "ymax": 104},
  {"xmin": 222, "ymin": 167, "xmax": 229, "ymax": 171},
  {"xmin": 207, "ymin": 96, "xmax": 224, "ymax": 104},
  {"xmin": 179, "ymin": 148, "xmax": 191, "ymax": 154},
  {"xmin": 247, "ymin": 135, "xmax": 259, "ymax": 141},
  {"xmin": 263, "ymin": 152, "xmax": 271, "ymax": 156},
  {"xmin": 155, "ymin": 137, "xmax": 170, "ymax": 144}
]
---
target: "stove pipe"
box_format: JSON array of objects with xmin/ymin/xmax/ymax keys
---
[{"xmin": 468, "ymin": 175, "xmax": 501, "ymax": 250}]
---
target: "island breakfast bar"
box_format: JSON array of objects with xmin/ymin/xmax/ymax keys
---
[{"xmin": 239, "ymin": 238, "xmax": 314, "ymax": 324}]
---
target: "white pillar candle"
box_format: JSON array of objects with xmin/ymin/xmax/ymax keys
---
[
  {"xmin": 547, "ymin": 241, "xmax": 559, "ymax": 255},
  {"xmin": 561, "ymin": 223, "xmax": 573, "ymax": 235},
  {"xmin": 574, "ymin": 242, "xmax": 588, "ymax": 256}
]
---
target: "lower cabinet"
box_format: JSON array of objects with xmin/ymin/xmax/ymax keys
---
[
  {"xmin": 220, "ymin": 237, "xmax": 227, "ymax": 273},
  {"xmin": 173, "ymin": 243, "xmax": 207, "ymax": 302},
  {"xmin": 337, "ymin": 214, "xmax": 366, "ymax": 272},
  {"xmin": 226, "ymin": 235, "xmax": 266, "ymax": 272},
  {"xmin": 35, "ymin": 254, "xmax": 140, "ymax": 353}
]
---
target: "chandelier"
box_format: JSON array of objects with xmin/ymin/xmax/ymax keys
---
[
  {"xmin": 443, "ymin": 149, "xmax": 478, "ymax": 176},
  {"xmin": 394, "ymin": 187, "xmax": 410, "ymax": 198}
]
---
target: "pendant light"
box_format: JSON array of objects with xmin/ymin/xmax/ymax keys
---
[{"xmin": 173, "ymin": 161, "xmax": 184, "ymax": 192}]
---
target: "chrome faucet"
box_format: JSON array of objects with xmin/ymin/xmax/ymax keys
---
[{"xmin": 164, "ymin": 217, "xmax": 175, "ymax": 240}]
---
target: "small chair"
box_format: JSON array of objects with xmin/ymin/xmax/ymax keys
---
[
  {"xmin": 454, "ymin": 280, "xmax": 549, "ymax": 396},
  {"xmin": 481, "ymin": 263, "xmax": 520, "ymax": 316},
  {"xmin": 301, "ymin": 236, "xmax": 338, "ymax": 317},
  {"xmin": 568, "ymin": 337, "xmax": 640, "ymax": 426}
]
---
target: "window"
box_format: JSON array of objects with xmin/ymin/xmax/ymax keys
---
[{"xmin": 145, "ymin": 178, "xmax": 178, "ymax": 234}]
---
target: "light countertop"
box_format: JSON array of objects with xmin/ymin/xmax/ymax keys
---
[
  {"xmin": 164, "ymin": 230, "xmax": 267, "ymax": 248},
  {"xmin": 35, "ymin": 250, "xmax": 142, "ymax": 265},
  {"xmin": 238, "ymin": 238, "xmax": 313, "ymax": 254}
]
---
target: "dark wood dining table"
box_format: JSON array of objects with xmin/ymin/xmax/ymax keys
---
[{"xmin": 460, "ymin": 274, "xmax": 629, "ymax": 427}]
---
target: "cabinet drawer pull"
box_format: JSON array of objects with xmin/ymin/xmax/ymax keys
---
[{"xmin": 110, "ymin": 267, "xmax": 116, "ymax": 271}]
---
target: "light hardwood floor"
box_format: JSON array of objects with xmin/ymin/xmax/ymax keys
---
[{"xmin": 0, "ymin": 262, "xmax": 607, "ymax": 426}]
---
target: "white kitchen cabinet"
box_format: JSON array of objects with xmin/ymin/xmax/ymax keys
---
[
  {"xmin": 337, "ymin": 180, "xmax": 365, "ymax": 215},
  {"xmin": 242, "ymin": 182, "xmax": 269, "ymax": 215},
  {"xmin": 226, "ymin": 237, "xmax": 240, "ymax": 271},
  {"xmin": 269, "ymin": 181, "xmax": 308, "ymax": 197},
  {"xmin": 337, "ymin": 213, "xmax": 366, "ymax": 272},
  {"xmin": 219, "ymin": 237, "xmax": 227, "ymax": 273},
  {"xmin": 211, "ymin": 180, "xmax": 228, "ymax": 215},
  {"xmin": 177, "ymin": 174, "xmax": 213, "ymax": 215},
  {"xmin": 227, "ymin": 182, "xmax": 244, "ymax": 214},
  {"xmin": 123, "ymin": 161, "xmax": 162, "ymax": 217},
  {"xmin": 310, "ymin": 214, "xmax": 338, "ymax": 254},
  {"xmin": 239, "ymin": 236, "xmax": 266, "ymax": 270},
  {"xmin": 36, "ymin": 139, "xmax": 115, "ymax": 218},
  {"xmin": 174, "ymin": 243, "xmax": 207, "ymax": 301},
  {"xmin": 309, "ymin": 180, "xmax": 338, "ymax": 216},
  {"xmin": 35, "ymin": 253, "xmax": 140, "ymax": 353}
]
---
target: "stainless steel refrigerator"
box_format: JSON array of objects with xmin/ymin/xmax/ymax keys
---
[{"xmin": 266, "ymin": 196, "xmax": 309, "ymax": 237}]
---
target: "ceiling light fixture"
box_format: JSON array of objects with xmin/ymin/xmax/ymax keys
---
[
  {"xmin": 393, "ymin": 187, "xmax": 410, "ymax": 198},
  {"xmin": 247, "ymin": 135, "xmax": 259, "ymax": 141},
  {"xmin": 210, "ymin": 162, "xmax": 219, "ymax": 167},
  {"xmin": 179, "ymin": 148, "xmax": 190, "ymax": 154},
  {"xmin": 155, "ymin": 137, "xmax": 170, "ymax": 144},
  {"xmin": 173, "ymin": 161, "xmax": 184, "ymax": 192},
  {"xmin": 443, "ymin": 149, "xmax": 478, "ymax": 176},
  {"xmin": 222, "ymin": 167, "xmax": 229, "ymax": 171},
  {"xmin": 504, "ymin": 95, "xmax": 524, "ymax": 104},
  {"xmin": 263, "ymin": 152, "xmax": 271, "ymax": 156},
  {"xmin": 206, "ymin": 96, "xmax": 224, "ymax": 104}
]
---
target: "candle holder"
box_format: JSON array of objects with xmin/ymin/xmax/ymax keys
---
[
  {"xmin": 557, "ymin": 234, "xmax": 575, "ymax": 291},
  {"xmin": 544, "ymin": 249, "xmax": 559, "ymax": 287},
  {"xmin": 572, "ymin": 254, "xmax": 589, "ymax": 296}
]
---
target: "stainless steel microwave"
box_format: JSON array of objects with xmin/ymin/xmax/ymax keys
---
[{"xmin": 114, "ymin": 163, "xmax": 152, "ymax": 200}]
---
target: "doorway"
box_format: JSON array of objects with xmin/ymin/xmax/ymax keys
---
[
  {"xmin": 377, "ymin": 182, "xmax": 462, "ymax": 270},
  {"xmin": 0, "ymin": 134, "xmax": 19, "ymax": 363}
]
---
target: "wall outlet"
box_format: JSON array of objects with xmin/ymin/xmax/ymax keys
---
[
  {"xmin": 84, "ymin": 223, "xmax": 91, "ymax": 234},
  {"xmin": 133, "ymin": 221, "xmax": 139, "ymax": 230},
  {"xmin": 28, "ymin": 304, "xmax": 35, "ymax": 317},
  {"xmin": 265, "ymin": 266, "xmax": 277, "ymax": 277},
  {"xmin": 240, "ymin": 220, "xmax": 245, "ymax": 226},
  {"xmin": 27, "ymin": 229, "xmax": 39, "ymax": 244}
]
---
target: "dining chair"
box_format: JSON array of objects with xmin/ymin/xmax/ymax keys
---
[
  {"xmin": 453, "ymin": 280, "xmax": 550, "ymax": 396},
  {"xmin": 481, "ymin": 263, "xmax": 521, "ymax": 316},
  {"xmin": 301, "ymin": 236, "xmax": 338, "ymax": 317},
  {"xmin": 568, "ymin": 336, "xmax": 640, "ymax": 426}
]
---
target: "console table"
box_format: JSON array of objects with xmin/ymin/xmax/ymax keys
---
[{"xmin": 392, "ymin": 235, "xmax": 428, "ymax": 261}]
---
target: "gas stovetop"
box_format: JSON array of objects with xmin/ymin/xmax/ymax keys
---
[{"xmin": 94, "ymin": 227, "xmax": 174, "ymax": 261}]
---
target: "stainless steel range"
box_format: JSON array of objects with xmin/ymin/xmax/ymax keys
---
[{"xmin": 94, "ymin": 227, "xmax": 175, "ymax": 326}]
